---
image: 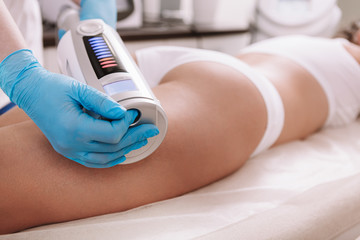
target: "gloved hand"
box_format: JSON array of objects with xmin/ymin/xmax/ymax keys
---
[
  {"xmin": 0, "ymin": 49, "xmax": 159, "ymax": 168},
  {"xmin": 59, "ymin": 0, "xmax": 117, "ymax": 38},
  {"xmin": 79, "ymin": 0, "xmax": 117, "ymax": 28}
]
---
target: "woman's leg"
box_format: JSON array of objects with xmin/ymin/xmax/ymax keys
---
[
  {"xmin": 0, "ymin": 107, "xmax": 30, "ymax": 127},
  {"xmin": 0, "ymin": 58, "xmax": 328, "ymax": 234}
]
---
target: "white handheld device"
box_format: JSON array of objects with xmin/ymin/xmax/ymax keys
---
[{"xmin": 57, "ymin": 9, "xmax": 168, "ymax": 164}]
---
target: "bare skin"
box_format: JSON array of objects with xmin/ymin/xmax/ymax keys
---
[{"xmin": 0, "ymin": 0, "xmax": 26, "ymax": 60}]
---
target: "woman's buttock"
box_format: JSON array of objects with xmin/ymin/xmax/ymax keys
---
[{"xmin": 237, "ymin": 53, "xmax": 329, "ymax": 145}]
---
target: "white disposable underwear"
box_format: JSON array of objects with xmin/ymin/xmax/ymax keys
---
[
  {"xmin": 241, "ymin": 35, "xmax": 360, "ymax": 128},
  {"xmin": 136, "ymin": 46, "xmax": 285, "ymax": 156}
]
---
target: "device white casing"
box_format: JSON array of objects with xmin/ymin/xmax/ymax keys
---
[{"xmin": 57, "ymin": 15, "xmax": 167, "ymax": 164}]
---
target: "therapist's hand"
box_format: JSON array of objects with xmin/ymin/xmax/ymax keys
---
[
  {"xmin": 0, "ymin": 49, "xmax": 159, "ymax": 168},
  {"xmin": 59, "ymin": 0, "xmax": 117, "ymax": 39}
]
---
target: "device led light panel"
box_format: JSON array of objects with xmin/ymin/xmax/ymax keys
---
[
  {"xmin": 84, "ymin": 35, "xmax": 126, "ymax": 79},
  {"xmin": 89, "ymin": 37, "xmax": 118, "ymax": 68}
]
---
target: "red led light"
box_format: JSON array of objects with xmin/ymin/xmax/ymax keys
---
[
  {"xmin": 102, "ymin": 64, "xmax": 118, "ymax": 68},
  {"xmin": 100, "ymin": 60, "xmax": 116, "ymax": 65}
]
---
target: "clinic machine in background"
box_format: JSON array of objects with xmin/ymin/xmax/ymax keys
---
[
  {"xmin": 57, "ymin": 8, "xmax": 168, "ymax": 164},
  {"xmin": 254, "ymin": 0, "xmax": 342, "ymax": 42}
]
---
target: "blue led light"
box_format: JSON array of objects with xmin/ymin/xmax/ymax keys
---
[
  {"xmin": 96, "ymin": 54, "xmax": 113, "ymax": 59},
  {"xmin": 95, "ymin": 51, "xmax": 111, "ymax": 56},
  {"xmin": 92, "ymin": 46, "xmax": 109, "ymax": 51},
  {"xmin": 87, "ymin": 36, "xmax": 114, "ymax": 60},
  {"xmin": 91, "ymin": 46, "xmax": 109, "ymax": 51},
  {"xmin": 90, "ymin": 42, "xmax": 107, "ymax": 48},
  {"xmin": 91, "ymin": 45, "xmax": 108, "ymax": 50},
  {"xmin": 89, "ymin": 40, "xmax": 106, "ymax": 46},
  {"xmin": 94, "ymin": 49, "xmax": 111, "ymax": 54},
  {"xmin": 89, "ymin": 37, "xmax": 103, "ymax": 42},
  {"xmin": 94, "ymin": 48, "xmax": 109, "ymax": 53}
]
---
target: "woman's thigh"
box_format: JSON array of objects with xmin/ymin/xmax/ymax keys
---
[
  {"xmin": 0, "ymin": 61, "xmax": 268, "ymax": 233},
  {"xmin": 0, "ymin": 107, "xmax": 30, "ymax": 127}
]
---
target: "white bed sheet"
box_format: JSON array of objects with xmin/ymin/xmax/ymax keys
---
[
  {"xmin": 1, "ymin": 120, "xmax": 360, "ymax": 240},
  {"xmin": 0, "ymin": 91, "xmax": 10, "ymax": 110}
]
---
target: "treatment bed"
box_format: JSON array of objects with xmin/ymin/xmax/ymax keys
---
[{"xmin": 1, "ymin": 118, "xmax": 360, "ymax": 239}]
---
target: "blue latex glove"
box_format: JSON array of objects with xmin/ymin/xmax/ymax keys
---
[
  {"xmin": 59, "ymin": 0, "xmax": 117, "ymax": 39},
  {"xmin": 79, "ymin": 0, "xmax": 117, "ymax": 28},
  {"xmin": 0, "ymin": 49, "xmax": 159, "ymax": 168}
]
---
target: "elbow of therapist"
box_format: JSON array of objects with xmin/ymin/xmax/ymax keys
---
[{"xmin": 0, "ymin": 0, "xmax": 160, "ymax": 168}]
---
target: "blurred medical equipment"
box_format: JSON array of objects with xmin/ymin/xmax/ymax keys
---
[
  {"xmin": 159, "ymin": 0, "xmax": 193, "ymax": 24},
  {"xmin": 38, "ymin": 0, "xmax": 77, "ymax": 24},
  {"xmin": 254, "ymin": 0, "xmax": 342, "ymax": 42},
  {"xmin": 38, "ymin": 0, "xmax": 143, "ymax": 29},
  {"xmin": 192, "ymin": 0, "xmax": 257, "ymax": 31},
  {"xmin": 57, "ymin": 8, "xmax": 168, "ymax": 164},
  {"xmin": 142, "ymin": 0, "xmax": 160, "ymax": 23},
  {"xmin": 143, "ymin": 0, "xmax": 257, "ymax": 30},
  {"xmin": 142, "ymin": 0, "xmax": 192, "ymax": 24},
  {"xmin": 116, "ymin": 0, "xmax": 143, "ymax": 29}
]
